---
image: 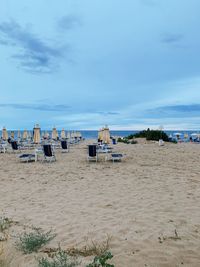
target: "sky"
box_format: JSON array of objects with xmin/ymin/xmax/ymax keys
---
[{"xmin": 0, "ymin": 0, "xmax": 200, "ymax": 130}]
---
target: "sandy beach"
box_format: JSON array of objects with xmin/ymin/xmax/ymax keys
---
[{"xmin": 0, "ymin": 139, "xmax": 200, "ymax": 266}]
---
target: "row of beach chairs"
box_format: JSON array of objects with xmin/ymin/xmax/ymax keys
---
[{"xmin": 87, "ymin": 144, "xmax": 124, "ymax": 162}]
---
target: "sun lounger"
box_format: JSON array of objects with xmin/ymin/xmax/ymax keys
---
[
  {"xmin": 43, "ymin": 144, "xmax": 56, "ymax": 162},
  {"xmin": 61, "ymin": 140, "xmax": 69, "ymax": 152},
  {"xmin": 111, "ymin": 153, "xmax": 123, "ymax": 162},
  {"xmin": 11, "ymin": 141, "xmax": 21, "ymax": 152},
  {"xmin": 159, "ymin": 139, "xmax": 164, "ymax": 146},
  {"xmin": 18, "ymin": 153, "xmax": 35, "ymax": 162},
  {"xmin": 0, "ymin": 143, "xmax": 7, "ymax": 153},
  {"xmin": 88, "ymin": 145, "xmax": 98, "ymax": 162}
]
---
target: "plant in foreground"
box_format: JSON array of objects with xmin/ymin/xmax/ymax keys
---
[
  {"xmin": 0, "ymin": 218, "xmax": 12, "ymax": 233},
  {"xmin": 86, "ymin": 251, "xmax": 114, "ymax": 267},
  {"xmin": 38, "ymin": 249, "xmax": 79, "ymax": 267},
  {"xmin": 16, "ymin": 228, "xmax": 56, "ymax": 254}
]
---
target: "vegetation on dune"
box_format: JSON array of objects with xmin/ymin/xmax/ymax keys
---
[
  {"xmin": 40, "ymin": 237, "xmax": 114, "ymax": 267},
  {"xmin": 0, "ymin": 218, "xmax": 13, "ymax": 233},
  {"xmin": 86, "ymin": 251, "xmax": 114, "ymax": 267},
  {"xmin": 118, "ymin": 128, "xmax": 170, "ymax": 142},
  {"xmin": 16, "ymin": 228, "xmax": 56, "ymax": 254},
  {"xmin": 38, "ymin": 248, "xmax": 79, "ymax": 267},
  {"xmin": 133, "ymin": 128, "xmax": 169, "ymax": 141},
  {"xmin": 41, "ymin": 236, "xmax": 112, "ymax": 258},
  {"xmin": 117, "ymin": 137, "xmax": 137, "ymax": 144},
  {"xmin": 0, "ymin": 218, "xmax": 114, "ymax": 267}
]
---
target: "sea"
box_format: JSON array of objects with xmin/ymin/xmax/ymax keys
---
[{"xmin": 0, "ymin": 130, "xmax": 200, "ymax": 140}]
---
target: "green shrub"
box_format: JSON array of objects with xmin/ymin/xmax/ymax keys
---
[
  {"xmin": 38, "ymin": 249, "xmax": 78, "ymax": 267},
  {"xmin": 117, "ymin": 137, "xmax": 137, "ymax": 144},
  {"xmin": 86, "ymin": 251, "xmax": 114, "ymax": 267},
  {"xmin": 170, "ymin": 140, "xmax": 178, "ymax": 144},
  {"xmin": 133, "ymin": 129, "xmax": 169, "ymax": 142},
  {"xmin": 130, "ymin": 140, "xmax": 137, "ymax": 144},
  {"xmin": 126, "ymin": 134, "xmax": 135, "ymax": 140},
  {"xmin": 16, "ymin": 228, "xmax": 56, "ymax": 254}
]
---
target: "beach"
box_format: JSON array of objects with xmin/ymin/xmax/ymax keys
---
[{"xmin": 0, "ymin": 139, "xmax": 200, "ymax": 266}]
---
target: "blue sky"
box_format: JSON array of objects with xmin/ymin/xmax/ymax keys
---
[{"xmin": 0, "ymin": 0, "xmax": 200, "ymax": 130}]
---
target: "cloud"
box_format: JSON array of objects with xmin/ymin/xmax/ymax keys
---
[
  {"xmin": 0, "ymin": 20, "xmax": 67, "ymax": 73},
  {"xmin": 89, "ymin": 111, "xmax": 120, "ymax": 116},
  {"xmin": 147, "ymin": 104, "xmax": 200, "ymax": 118},
  {"xmin": 57, "ymin": 15, "xmax": 81, "ymax": 30},
  {"xmin": 0, "ymin": 103, "xmax": 70, "ymax": 112},
  {"xmin": 161, "ymin": 33, "xmax": 183, "ymax": 44}
]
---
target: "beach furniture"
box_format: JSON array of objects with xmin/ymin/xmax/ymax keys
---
[
  {"xmin": 18, "ymin": 153, "xmax": 35, "ymax": 163},
  {"xmin": 111, "ymin": 153, "xmax": 123, "ymax": 162},
  {"xmin": 88, "ymin": 145, "xmax": 98, "ymax": 162},
  {"xmin": 11, "ymin": 141, "xmax": 21, "ymax": 152},
  {"xmin": 158, "ymin": 139, "xmax": 164, "ymax": 146},
  {"xmin": 112, "ymin": 138, "xmax": 117, "ymax": 145},
  {"xmin": 35, "ymin": 147, "xmax": 43, "ymax": 162},
  {"xmin": 43, "ymin": 144, "xmax": 56, "ymax": 162},
  {"xmin": 0, "ymin": 142, "xmax": 7, "ymax": 153},
  {"xmin": 61, "ymin": 140, "xmax": 69, "ymax": 152}
]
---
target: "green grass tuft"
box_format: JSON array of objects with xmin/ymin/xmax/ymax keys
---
[
  {"xmin": 0, "ymin": 218, "xmax": 12, "ymax": 233},
  {"xmin": 38, "ymin": 249, "xmax": 79, "ymax": 267},
  {"xmin": 86, "ymin": 251, "xmax": 114, "ymax": 267},
  {"xmin": 16, "ymin": 228, "xmax": 56, "ymax": 254}
]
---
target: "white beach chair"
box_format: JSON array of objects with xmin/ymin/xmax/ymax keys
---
[
  {"xmin": 43, "ymin": 144, "xmax": 56, "ymax": 162},
  {"xmin": 18, "ymin": 153, "xmax": 35, "ymax": 163},
  {"xmin": 87, "ymin": 145, "xmax": 98, "ymax": 162},
  {"xmin": 111, "ymin": 153, "xmax": 124, "ymax": 162}
]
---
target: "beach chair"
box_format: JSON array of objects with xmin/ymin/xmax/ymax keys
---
[
  {"xmin": 112, "ymin": 138, "xmax": 117, "ymax": 145},
  {"xmin": 111, "ymin": 153, "xmax": 123, "ymax": 162},
  {"xmin": 0, "ymin": 142, "xmax": 8, "ymax": 153},
  {"xmin": 87, "ymin": 145, "xmax": 98, "ymax": 162},
  {"xmin": 11, "ymin": 141, "xmax": 21, "ymax": 152},
  {"xmin": 18, "ymin": 153, "xmax": 35, "ymax": 163},
  {"xmin": 158, "ymin": 139, "xmax": 164, "ymax": 146},
  {"xmin": 43, "ymin": 144, "xmax": 56, "ymax": 162},
  {"xmin": 61, "ymin": 140, "xmax": 69, "ymax": 152}
]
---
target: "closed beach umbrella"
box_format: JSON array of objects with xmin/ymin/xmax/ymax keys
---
[
  {"xmin": 98, "ymin": 128, "xmax": 103, "ymax": 141},
  {"xmin": 11, "ymin": 131, "xmax": 15, "ymax": 139},
  {"xmin": 61, "ymin": 129, "xmax": 66, "ymax": 139},
  {"xmin": 52, "ymin": 127, "xmax": 58, "ymax": 140},
  {"xmin": 74, "ymin": 131, "xmax": 78, "ymax": 139},
  {"xmin": 44, "ymin": 131, "xmax": 49, "ymax": 139},
  {"xmin": 23, "ymin": 129, "xmax": 28, "ymax": 140},
  {"xmin": 67, "ymin": 132, "xmax": 71, "ymax": 139},
  {"xmin": 18, "ymin": 130, "xmax": 21, "ymax": 140},
  {"xmin": 71, "ymin": 131, "xmax": 75, "ymax": 139},
  {"xmin": 2, "ymin": 127, "xmax": 8, "ymax": 140},
  {"xmin": 102, "ymin": 126, "xmax": 110, "ymax": 144},
  {"xmin": 33, "ymin": 124, "xmax": 41, "ymax": 144},
  {"xmin": 77, "ymin": 131, "xmax": 82, "ymax": 138},
  {"xmin": 28, "ymin": 131, "xmax": 32, "ymax": 139}
]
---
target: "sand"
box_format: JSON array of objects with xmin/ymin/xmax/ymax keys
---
[{"xmin": 0, "ymin": 139, "xmax": 200, "ymax": 266}]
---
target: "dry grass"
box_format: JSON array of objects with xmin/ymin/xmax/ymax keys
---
[
  {"xmin": 0, "ymin": 217, "xmax": 19, "ymax": 233},
  {"xmin": 158, "ymin": 229, "xmax": 181, "ymax": 243},
  {"xmin": 42, "ymin": 235, "xmax": 112, "ymax": 257}
]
